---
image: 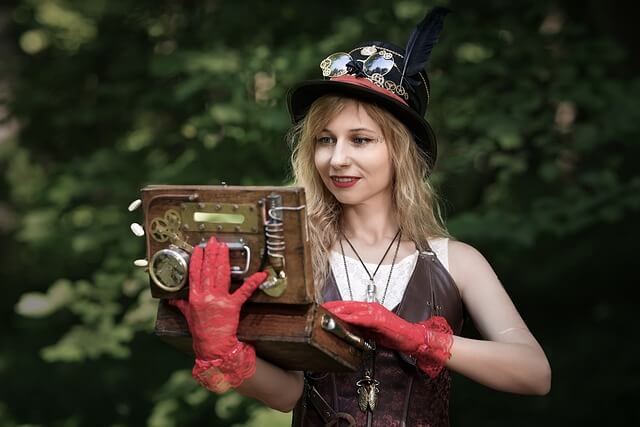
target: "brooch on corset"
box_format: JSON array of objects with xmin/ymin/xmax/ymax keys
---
[{"xmin": 356, "ymin": 367, "xmax": 380, "ymax": 412}]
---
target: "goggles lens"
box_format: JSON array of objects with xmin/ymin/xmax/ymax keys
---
[
  {"xmin": 321, "ymin": 52, "xmax": 352, "ymax": 77},
  {"xmin": 362, "ymin": 52, "xmax": 394, "ymax": 76},
  {"xmin": 321, "ymin": 50, "xmax": 396, "ymax": 78}
]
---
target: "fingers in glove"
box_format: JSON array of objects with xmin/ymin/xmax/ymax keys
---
[
  {"xmin": 322, "ymin": 302, "xmax": 370, "ymax": 325},
  {"xmin": 213, "ymin": 241, "xmax": 230, "ymax": 291},
  {"xmin": 322, "ymin": 301, "xmax": 373, "ymax": 316},
  {"xmin": 322, "ymin": 302, "xmax": 398, "ymax": 330},
  {"xmin": 232, "ymin": 271, "xmax": 268, "ymax": 304},
  {"xmin": 188, "ymin": 245, "xmax": 204, "ymax": 298},
  {"xmin": 326, "ymin": 311, "xmax": 374, "ymax": 327},
  {"xmin": 201, "ymin": 236, "xmax": 230, "ymax": 294}
]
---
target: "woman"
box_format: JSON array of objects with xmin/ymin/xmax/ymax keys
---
[{"xmin": 169, "ymin": 7, "xmax": 551, "ymax": 426}]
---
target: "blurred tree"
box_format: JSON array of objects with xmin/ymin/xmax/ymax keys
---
[{"xmin": 0, "ymin": 0, "xmax": 638, "ymax": 426}]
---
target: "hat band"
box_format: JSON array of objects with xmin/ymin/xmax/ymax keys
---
[{"xmin": 329, "ymin": 75, "xmax": 409, "ymax": 106}]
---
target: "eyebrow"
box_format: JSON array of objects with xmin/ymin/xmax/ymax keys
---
[{"xmin": 321, "ymin": 127, "xmax": 376, "ymax": 133}]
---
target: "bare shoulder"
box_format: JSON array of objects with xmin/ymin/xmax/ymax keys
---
[
  {"xmin": 447, "ymin": 240, "xmax": 500, "ymax": 297},
  {"xmin": 448, "ymin": 239, "xmax": 484, "ymax": 260},
  {"xmin": 447, "ymin": 239, "xmax": 533, "ymax": 340}
]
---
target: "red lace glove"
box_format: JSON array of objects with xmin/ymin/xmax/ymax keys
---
[
  {"xmin": 322, "ymin": 301, "xmax": 453, "ymax": 378},
  {"xmin": 168, "ymin": 236, "xmax": 267, "ymax": 393}
]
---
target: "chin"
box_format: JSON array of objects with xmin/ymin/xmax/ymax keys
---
[
  {"xmin": 322, "ymin": 178, "xmax": 387, "ymax": 206},
  {"xmin": 329, "ymin": 190, "xmax": 370, "ymax": 206}
]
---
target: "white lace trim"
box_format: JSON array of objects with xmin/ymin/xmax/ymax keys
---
[{"xmin": 330, "ymin": 238, "xmax": 449, "ymax": 310}]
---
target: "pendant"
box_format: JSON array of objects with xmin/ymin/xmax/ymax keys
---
[
  {"xmin": 356, "ymin": 370, "xmax": 380, "ymax": 412},
  {"xmin": 365, "ymin": 279, "xmax": 378, "ymax": 303}
]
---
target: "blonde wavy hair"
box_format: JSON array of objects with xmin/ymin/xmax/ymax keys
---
[{"xmin": 288, "ymin": 95, "xmax": 449, "ymax": 300}]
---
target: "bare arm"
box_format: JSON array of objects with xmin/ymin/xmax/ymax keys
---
[
  {"xmin": 234, "ymin": 357, "xmax": 304, "ymax": 412},
  {"xmin": 446, "ymin": 240, "xmax": 551, "ymax": 395}
]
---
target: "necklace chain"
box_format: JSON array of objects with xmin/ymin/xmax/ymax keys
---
[
  {"xmin": 338, "ymin": 229, "xmax": 402, "ymax": 305},
  {"xmin": 337, "ymin": 230, "xmax": 402, "ymax": 414}
]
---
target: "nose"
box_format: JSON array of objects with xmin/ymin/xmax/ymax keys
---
[{"xmin": 329, "ymin": 139, "xmax": 352, "ymax": 169}]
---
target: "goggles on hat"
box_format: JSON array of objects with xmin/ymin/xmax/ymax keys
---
[{"xmin": 319, "ymin": 45, "xmax": 409, "ymax": 100}]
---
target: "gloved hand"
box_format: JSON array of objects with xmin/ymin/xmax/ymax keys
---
[
  {"xmin": 322, "ymin": 301, "xmax": 453, "ymax": 378},
  {"xmin": 169, "ymin": 236, "xmax": 267, "ymax": 392}
]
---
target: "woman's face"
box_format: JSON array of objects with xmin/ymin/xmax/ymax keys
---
[{"xmin": 313, "ymin": 99, "xmax": 394, "ymax": 206}]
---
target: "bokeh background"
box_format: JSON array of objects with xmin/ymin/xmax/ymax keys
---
[{"xmin": 1, "ymin": 0, "xmax": 638, "ymax": 426}]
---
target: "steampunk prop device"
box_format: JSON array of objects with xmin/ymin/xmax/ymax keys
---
[{"xmin": 129, "ymin": 185, "xmax": 367, "ymax": 372}]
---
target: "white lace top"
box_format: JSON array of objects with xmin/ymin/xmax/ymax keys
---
[{"xmin": 330, "ymin": 238, "xmax": 449, "ymax": 310}]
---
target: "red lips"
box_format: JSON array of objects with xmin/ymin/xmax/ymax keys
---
[{"xmin": 330, "ymin": 176, "xmax": 361, "ymax": 188}]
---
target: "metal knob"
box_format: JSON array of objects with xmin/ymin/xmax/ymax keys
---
[
  {"xmin": 128, "ymin": 199, "xmax": 142, "ymax": 212},
  {"xmin": 130, "ymin": 222, "xmax": 145, "ymax": 237}
]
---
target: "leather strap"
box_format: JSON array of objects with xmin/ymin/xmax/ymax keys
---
[
  {"xmin": 306, "ymin": 381, "xmax": 356, "ymax": 427},
  {"xmin": 400, "ymin": 375, "xmax": 414, "ymax": 426}
]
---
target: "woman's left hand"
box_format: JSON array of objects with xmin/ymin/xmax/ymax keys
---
[
  {"xmin": 322, "ymin": 301, "xmax": 454, "ymax": 378},
  {"xmin": 321, "ymin": 301, "xmax": 424, "ymax": 353}
]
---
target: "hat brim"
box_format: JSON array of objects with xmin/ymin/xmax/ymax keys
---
[{"xmin": 287, "ymin": 79, "xmax": 437, "ymax": 169}]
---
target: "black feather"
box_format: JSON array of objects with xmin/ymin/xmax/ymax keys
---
[{"xmin": 399, "ymin": 7, "xmax": 450, "ymax": 87}]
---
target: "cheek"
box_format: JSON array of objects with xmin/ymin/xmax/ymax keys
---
[
  {"xmin": 385, "ymin": 157, "xmax": 395, "ymax": 178},
  {"xmin": 376, "ymin": 148, "xmax": 394, "ymax": 185},
  {"xmin": 372, "ymin": 146, "xmax": 393, "ymax": 172},
  {"xmin": 314, "ymin": 148, "xmax": 328, "ymax": 172}
]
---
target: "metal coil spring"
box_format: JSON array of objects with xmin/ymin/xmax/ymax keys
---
[
  {"xmin": 265, "ymin": 205, "xmax": 306, "ymax": 269},
  {"xmin": 265, "ymin": 208, "xmax": 286, "ymax": 265}
]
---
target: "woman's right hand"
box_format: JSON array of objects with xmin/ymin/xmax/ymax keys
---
[{"xmin": 168, "ymin": 236, "xmax": 267, "ymax": 391}]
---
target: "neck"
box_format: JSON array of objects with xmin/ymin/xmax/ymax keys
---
[{"xmin": 340, "ymin": 194, "xmax": 398, "ymax": 245}]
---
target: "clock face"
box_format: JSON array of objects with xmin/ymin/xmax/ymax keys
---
[{"xmin": 151, "ymin": 250, "xmax": 187, "ymax": 291}]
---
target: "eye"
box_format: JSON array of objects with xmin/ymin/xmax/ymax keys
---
[
  {"xmin": 352, "ymin": 136, "xmax": 375, "ymax": 145},
  {"xmin": 316, "ymin": 136, "xmax": 335, "ymax": 145}
]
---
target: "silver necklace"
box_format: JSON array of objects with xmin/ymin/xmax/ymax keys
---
[{"xmin": 338, "ymin": 229, "xmax": 402, "ymax": 304}]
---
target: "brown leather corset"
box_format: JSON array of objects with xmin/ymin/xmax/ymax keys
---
[{"xmin": 292, "ymin": 245, "xmax": 464, "ymax": 427}]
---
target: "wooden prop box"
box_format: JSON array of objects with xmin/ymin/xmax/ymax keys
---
[{"xmin": 138, "ymin": 185, "xmax": 365, "ymax": 372}]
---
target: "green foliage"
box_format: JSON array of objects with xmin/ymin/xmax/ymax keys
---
[{"xmin": 1, "ymin": 0, "xmax": 638, "ymax": 425}]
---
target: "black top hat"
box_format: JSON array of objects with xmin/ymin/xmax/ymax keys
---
[{"xmin": 287, "ymin": 7, "xmax": 450, "ymax": 171}]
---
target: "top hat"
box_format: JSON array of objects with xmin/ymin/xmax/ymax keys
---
[{"xmin": 287, "ymin": 7, "xmax": 449, "ymax": 171}]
